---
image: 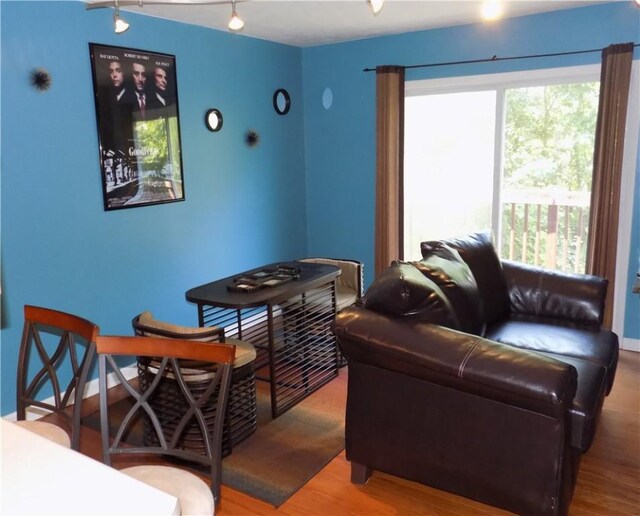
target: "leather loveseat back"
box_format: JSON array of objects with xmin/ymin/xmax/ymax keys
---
[{"xmin": 501, "ymin": 259, "xmax": 608, "ymax": 326}]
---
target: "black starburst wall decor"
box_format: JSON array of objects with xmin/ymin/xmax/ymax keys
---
[
  {"xmin": 29, "ymin": 67, "xmax": 52, "ymax": 92},
  {"xmin": 245, "ymin": 129, "xmax": 260, "ymax": 147}
]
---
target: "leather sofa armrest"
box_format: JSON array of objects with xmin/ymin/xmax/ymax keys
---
[
  {"xmin": 333, "ymin": 307, "xmax": 577, "ymax": 418},
  {"xmin": 501, "ymin": 260, "xmax": 608, "ymax": 326}
]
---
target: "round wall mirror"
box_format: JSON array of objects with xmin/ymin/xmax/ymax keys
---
[
  {"xmin": 204, "ymin": 108, "xmax": 223, "ymax": 132},
  {"xmin": 273, "ymin": 89, "xmax": 291, "ymax": 115}
]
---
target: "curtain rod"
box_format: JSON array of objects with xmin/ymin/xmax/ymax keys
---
[{"xmin": 362, "ymin": 43, "xmax": 640, "ymax": 72}]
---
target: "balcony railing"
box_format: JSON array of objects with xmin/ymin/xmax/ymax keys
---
[{"xmin": 500, "ymin": 189, "xmax": 591, "ymax": 274}]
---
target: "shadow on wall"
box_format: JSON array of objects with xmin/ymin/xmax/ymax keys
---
[{"xmin": 1, "ymin": 253, "xmax": 8, "ymax": 329}]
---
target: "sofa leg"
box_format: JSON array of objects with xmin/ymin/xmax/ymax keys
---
[{"xmin": 351, "ymin": 462, "xmax": 372, "ymax": 484}]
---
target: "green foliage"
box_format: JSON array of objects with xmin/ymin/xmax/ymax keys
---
[{"xmin": 501, "ymin": 82, "xmax": 599, "ymax": 273}]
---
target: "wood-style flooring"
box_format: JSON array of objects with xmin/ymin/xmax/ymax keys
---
[{"xmin": 67, "ymin": 349, "xmax": 640, "ymax": 515}]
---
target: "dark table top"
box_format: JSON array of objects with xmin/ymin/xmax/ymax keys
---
[{"xmin": 185, "ymin": 261, "xmax": 340, "ymax": 309}]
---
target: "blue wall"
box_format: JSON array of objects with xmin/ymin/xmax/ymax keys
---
[
  {"xmin": 2, "ymin": 1, "xmax": 639, "ymax": 416},
  {"xmin": 1, "ymin": 1, "xmax": 306, "ymax": 414},
  {"xmin": 624, "ymin": 138, "xmax": 640, "ymax": 340},
  {"xmin": 301, "ymin": 2, "xmax": 640, "ymax": 336}
]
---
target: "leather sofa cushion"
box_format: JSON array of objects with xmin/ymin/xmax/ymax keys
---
[
  {"xmin": 485, "ymin": 317, "xmax": 618, "ymax": 389},
  {"xmin": 363, "ymin": 261, "xmax": 457, "ymax": 328},
  {"xmin": 414, "ymin": 243, "xmax": 484, "ymax": 335},
  {"xmin": 422, "ymin": 230, "xmax": 510, "ymax": 326}
]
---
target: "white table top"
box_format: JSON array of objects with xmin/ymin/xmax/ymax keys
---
[{"xmin": 1, "ymin": 419, "xmax": 181, "ymax": 515}]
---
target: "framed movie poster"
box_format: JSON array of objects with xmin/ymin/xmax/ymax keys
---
[{"xmin": 89, "ymin": 43, "xmax": 185, "ymax": 210}]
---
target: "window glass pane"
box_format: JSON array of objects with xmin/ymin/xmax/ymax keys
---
[
  {"xmin": 501, "ymin": 82, "xmax": 599, "ymax": 273},
  {"xmin": 403, "ymin": 91, "xmax": 496, "ymax": 260}
]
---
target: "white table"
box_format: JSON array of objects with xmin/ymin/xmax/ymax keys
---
[{"xmin": 1, "ymin": 419, "xmax": 181, "ymax": 515}]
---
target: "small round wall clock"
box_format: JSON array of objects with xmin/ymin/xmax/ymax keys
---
[{"xmin": 273, "ymin": 89, "xmax": 291, "ymax": 115}]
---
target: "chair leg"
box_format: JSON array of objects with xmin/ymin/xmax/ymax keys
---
[
  {"xmin": 222, "ymin": 402, "xmax": 234, "ymax": 457},
  {"xmin": 71, "ymin": 344, "xmax": 96, "ymax": 451},
  {"xmin": 351, "ymin": 462, "xmax": 372, "ymax": 484}
]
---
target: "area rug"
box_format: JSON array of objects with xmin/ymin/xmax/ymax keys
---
[
  {"xmin": 82, "ymin": 376, "xmax": 346, "ymax": 507},
  {"xmin": 223, "ymin": 385, "xmax": 345, "ymax": 506}
]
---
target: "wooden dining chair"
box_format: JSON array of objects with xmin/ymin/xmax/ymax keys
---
[
  {"xmin": 16, "ymin": 305, "xmax": 100, "ymax": 450},
  {"xmin": 97, "ymin": 335, "xmax": 235, "ymax": 514}
]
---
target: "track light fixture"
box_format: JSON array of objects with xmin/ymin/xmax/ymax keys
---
[
  {"xmin": 228, "ymin": 0, "xmax": 244, "ymax": 32},
  {"xmin": 113, "ymin": 0, "xmax": 130, "ymax": 34},
  {"xmin": 88, "ymin": 1, "xmax": 246, "ymax": 34},
  {"xmin": 367, "ymin": 0, "xmax": 384, "ymax": 15}
]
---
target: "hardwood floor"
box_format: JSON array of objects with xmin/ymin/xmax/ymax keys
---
[{"xmin": 73, "ymin": 350, "xmax": 639, "ymax": 515}]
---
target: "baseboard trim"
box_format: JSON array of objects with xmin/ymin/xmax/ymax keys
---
[
  {"xmin": 622, "ymin": 337, "xmax": 640, "ymax": 352},
  {"xmin": 3, "ymin": 366, "xmax": 138, "ymax": 422}
]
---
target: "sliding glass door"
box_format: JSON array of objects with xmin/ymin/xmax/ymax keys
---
[
  {"xmin": 404, "ymin": 91, "xmax": 496, "ymax": 259},
  {"xmin": 404, "ymin": 65, "xmax": 600, "ymax": 273}
]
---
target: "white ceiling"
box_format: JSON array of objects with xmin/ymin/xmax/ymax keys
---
[{"xmin": 87, "ymin": 0, "xmax": 617, "ymax": 47}]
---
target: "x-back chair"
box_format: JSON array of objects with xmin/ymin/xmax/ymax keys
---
[
  {"xmin": 97, "ymin": 335, "xmax": 235, "ymax": 513},
  {"xmin": 16, "ymin": 305, "xmax": 99, "ymax": 449}
]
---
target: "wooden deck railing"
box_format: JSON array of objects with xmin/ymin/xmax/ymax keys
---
[{"xmin": 501, "ymin": 189, "xmax": 591, "ymax": 274}]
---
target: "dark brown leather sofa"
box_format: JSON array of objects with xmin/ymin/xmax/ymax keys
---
[{"xmin": 332, "ymin": 231, "xmax": 619, "ymax": 516}]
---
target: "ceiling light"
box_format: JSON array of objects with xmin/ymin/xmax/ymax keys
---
[
  {"xmin": 228, "ymin": 0, "xmax": 244, "ymax": 32},
  {"xmin": 114, "ymin": 15, "xmax": 130, "ymax": 34},
  {"xmin": 635, "ymin": 0, "xmax": 640, "ymax": 7},
  {"xmin": 113, "ymin": 0, "xmax": 129, "ymax": 34},
  {"xmin": 367, "ymin": 0, "xmax": 384, "ymax": 15},
  {"xmin": 481, "ymin": 1, "xmax": 503, "ymax": 21}
]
